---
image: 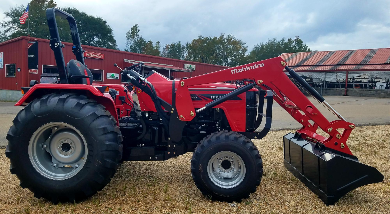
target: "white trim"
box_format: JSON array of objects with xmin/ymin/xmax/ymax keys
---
[
  {"xmin": 0, "ymin": 52, "xmax": 3, "ymax": 69},
  {"xmin": 124, "ymin": 59, "xmax": 176, "ymax": 67},
  {"xmin": 123, "ymin": 58, "xmax": 190, "ymax": 72},
  {"xmin": 5, "ymin": 64, "xmax": 16, "ymax": 78}
]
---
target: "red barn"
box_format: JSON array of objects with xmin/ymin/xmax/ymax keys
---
[{"xmin": 0, "ymin": 36, "xmax": 226, "ymax": 100}]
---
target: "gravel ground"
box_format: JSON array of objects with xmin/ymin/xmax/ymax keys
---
[{"xmin": 0, "ymin": 125, "xmax": 389, "ymax": 214}]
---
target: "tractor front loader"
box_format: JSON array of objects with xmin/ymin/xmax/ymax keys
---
[{"xmin": 5, "ymin": 8, "xmax": 383, "ymax": 205}]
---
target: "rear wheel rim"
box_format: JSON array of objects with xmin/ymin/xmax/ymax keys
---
[
  {"xmin": 207, "ymin": 151, "xmax": 246, "ymax": 189},
  {"xmin": 28, "ymin": 122, "xmax": 88, "ymax": 180}
]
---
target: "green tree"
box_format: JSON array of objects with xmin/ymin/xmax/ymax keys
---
[
  {"xmin": 161, "ymin": 41, "xmax": 186, "ymax": 60},
  {"xmin": 247, "ymin": 37, "xmax": 311, "ymax": 62},
  {"xmin": 62, "ymin": 8, "xmax": 117, "ymax": 49},
  {"xmin": 0, "ymin": 29, "xmax": 8, "ymax": 43},
  {"xmin": 0, "ymin": 0, "xmax": 117, "ymax": 49},
  {"xmin": 185, "ymin": 34, "xmax": 247, "ymax": 67},
  {"xmin": 125, "ymin": 24, "xmax": 160, "ymax": 56},
  {"xmin": 143, "ymin": 41, "xmax": 161, "ymax": 56},
  {"xmin": 185, "ymin": 36, "xmax": 217, "ymax": 65},
  {"xmin": 216, "ymin": 34, "xmax": 248, "ymax": 67},
  {"xmin": 1, "ymin": 0, "xmax": 62, "ymax": 40}
]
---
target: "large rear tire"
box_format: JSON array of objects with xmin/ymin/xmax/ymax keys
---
[
  {"xmin": 191, "ymin": 131, "xmax": 263, "ymax": 202},
  {"xmin": 5, "ymin": 93, "xmax": 122, "ymax": 203}
]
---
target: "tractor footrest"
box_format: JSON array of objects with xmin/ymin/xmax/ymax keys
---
[{"xmin": 283, "ymin": 133, "xmax": 383, "ymax": 205}]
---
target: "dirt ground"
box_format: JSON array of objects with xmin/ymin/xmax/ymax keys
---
[{"xmin": 0, "ymin": 97, "xmax": 389, "ymax": 213}]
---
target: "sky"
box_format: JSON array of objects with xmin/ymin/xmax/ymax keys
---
[{"xmin": 1, "ymin": 0, "xmax": 389, "ymax": 52}]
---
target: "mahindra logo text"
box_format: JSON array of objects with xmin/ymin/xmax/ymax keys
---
[{"xmin": 231, "ymin": 63, "xmax": 264, "ymax": 74}]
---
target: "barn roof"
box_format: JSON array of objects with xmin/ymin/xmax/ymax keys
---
[{"xmin": 280, "ymin": 48, "xmax": 390, "ymax": 72}]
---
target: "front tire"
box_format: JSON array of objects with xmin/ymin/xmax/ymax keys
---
[
  {"xmin": 5, "ymin": 93, "xmax": 122, "ymax": 203},
  {"xmin": 191, "ymin": 131, "xmax": 263, "ymax": 202}
]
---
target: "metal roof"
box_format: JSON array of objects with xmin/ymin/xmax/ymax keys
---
[
  {"xmin": 280, "ymin": 48, "xmax": 390, "ymax": 72},
  {"xmin": 124, "ymin": 59, "xmax": 190, "ymax": 72}
]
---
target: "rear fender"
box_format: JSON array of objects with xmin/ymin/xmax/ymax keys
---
[{"xmin": 16, "ymin": 84, "xmax": 118, "ymax": 123}]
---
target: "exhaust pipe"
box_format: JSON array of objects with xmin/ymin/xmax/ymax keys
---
[{"xmin": 283, "ymin": 133, "xmax": 384, "ymax": 205}]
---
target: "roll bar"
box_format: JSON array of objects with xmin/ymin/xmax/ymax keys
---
[{"xmin": 46, "ymin": 8, "xmax": 84, "ymax": 84}]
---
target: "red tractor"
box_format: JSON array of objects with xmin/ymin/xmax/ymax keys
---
[{"xmin": 6, "ymin": 8, "xmax": 383, "ymax": 205}]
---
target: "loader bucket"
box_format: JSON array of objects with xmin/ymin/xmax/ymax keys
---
[{"xmin": 283, "ymin": 133, "xmax": 384, "ymax": 205}]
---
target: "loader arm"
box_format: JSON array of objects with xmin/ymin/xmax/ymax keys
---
[
  {"xmin": 174, "ymin": 56, "xmax": 383, "ymax": 205},
  {"xmin": 175, "ymin": 57, "xmax": 353, "ymax": 155}
]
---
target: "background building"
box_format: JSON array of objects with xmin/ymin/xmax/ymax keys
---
[
  {"xmin": 0, "ymin": 36, "xmax": 226, "ymax": 100},
  {"xmin": 1, "ymin": 36, "xmax": 389, "ymax": 101},
  {"xmin": 280, "ymin": 49, "xmax": 390, "ymax": 97}
]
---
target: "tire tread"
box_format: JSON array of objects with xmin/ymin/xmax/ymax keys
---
[
  {"xmin": 6, "ymin": 93, "xmax": 122, "ymax": 203},
  {"xmin": 191, "ymin": 131, "xmax": 263, "ymax": 202}
]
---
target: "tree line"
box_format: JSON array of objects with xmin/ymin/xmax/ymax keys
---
[
  {"xmin": 0, "ymin": 0, "xmax": 311, "ymax": 67},
  {"xmin": 125, "ymin": 24, "xmax": 311, "ymax": 66},
  {"xmin": 0, "ymin": 0, "xmax": 117, "ymax": 49}
]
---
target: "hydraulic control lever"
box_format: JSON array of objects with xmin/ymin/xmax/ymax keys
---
[
  {"xmin": 116, "ymin": 62, "xmax": 146, "ymax": 85},
  {"xmin": 114, "ymin": 63, "xmax": 124, "ymax": 71}
]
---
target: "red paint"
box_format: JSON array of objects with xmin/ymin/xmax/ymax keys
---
[
  {"xmin": 16, "ymin": 83, "xmax": 118, "ymax": 123},
  {"xmin": 173, "ymin": 57, "xmax": 355, "ymax": 155},
  {"xmin": 84, "ymin": 69, "xmax": 90, "ymax": 85},
  {"xmin": 0, "ymin": 36, "xmax": 226, "ymax": 90},
  {"xmin": 15, "ymin": 56, "xmax": 358, "ymax": 156},
  {"xmin": 94, "ymin": 83, "xmax": 134, "ymax": 119},
  {"xmin": 0, "ymin": 37, "xmax": 29, "ymax": 90}
]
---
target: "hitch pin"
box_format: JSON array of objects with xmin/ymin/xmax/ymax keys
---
[{"xmin": 323, "ymin": 101, "xmax": 346, "ymax": 121}]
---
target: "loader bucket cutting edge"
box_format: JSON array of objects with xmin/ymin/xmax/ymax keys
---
[{"xmin": 283, "ymin": 133, "xmax": 384, "ymax": 205}]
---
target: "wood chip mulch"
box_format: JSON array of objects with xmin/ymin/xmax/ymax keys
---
[{"xmin": 0, "ymin": 125, "xmax": 389, "ymax": 213}]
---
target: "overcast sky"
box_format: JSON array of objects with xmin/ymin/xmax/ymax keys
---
[{"xmin": 1, "ymin": 0, "xmax": 389, "ymax": 52}]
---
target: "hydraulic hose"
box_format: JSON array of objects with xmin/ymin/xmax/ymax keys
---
[
  {"xmin": 124, "ymin": 69, "xmax": 170, "ymax": 131},
  {"xmin": 285, "ymin": 66, "xmax": 325, "ymax": 103}
]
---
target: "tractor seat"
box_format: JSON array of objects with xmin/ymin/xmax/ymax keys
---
[{"xmin": 67, "ymin": 59, "xmax": 93, "ymax": 85}]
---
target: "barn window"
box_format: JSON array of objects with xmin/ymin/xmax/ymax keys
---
[
  {"xmin": 91, "ymin": 69, "xmax": 103, "ymax": 81},
  {"xmin": 5, "ymin": 64, "xmax": 16, "ymax": 77},
  {"xmin": 42, "ymin": 65, "xmax": 58, "ymax": 74}
]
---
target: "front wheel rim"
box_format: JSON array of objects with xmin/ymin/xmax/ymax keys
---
[
  {"xmin": 28, "ymin": 122, "xmax": 88, "ymax": 180},
  {"xmin": 207, "ymin": 151, "xmax": 246, "ymax": 189}
]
